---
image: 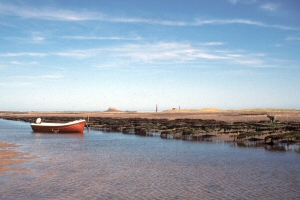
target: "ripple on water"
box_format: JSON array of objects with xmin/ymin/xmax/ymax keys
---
[{"xmin": 0, "ymin": 119, "xmax": 300, "ymax": 199}]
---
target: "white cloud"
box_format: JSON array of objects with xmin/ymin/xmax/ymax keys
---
[
  {"xmin": 286, "ymin": 37, "xmax": 300, "ymax": 41},
  {"xmin": 0, "ymin": 2, "xmax": 103, "ymax": 21},
  {"xmin": 107, "ymin": 43, "xmax": 227, "ymax": 61},
  {"xmin": 5, "ymin": 35, "xmax": 45, "ymax": 44},
  {"xmin": 0, "ymin": 2, "xmax": 298, "ymax": 31},
  {"xmin": 10, "ymin": 61, "xmax": 22, "ymax": 65},
  {"xmin": 12, "ymin": 75, "xmax": 63, "ymax": 79},
  {"xmin": 55, "ymin": 49, "xmax": 100, "ymax": 59},
  {"xmin": 0, "ymin": 52, "xmax": 46, "ymax": 57},
  {"xmin": 54, "ymin": 42, "xmax": 229, "ymax": 63},
  {"xmin": 260, "ymin": 3, "xmax": 279, "ymax": 12},
  {"xmin": 53, "ymin": 42, "xmax": 283, "ymax": 69},
  {"xmin": 31, "ymin": 36, "xmax": 45, "ymax": 43},
  {"xmin": 199, "ymin": 42, "xmax": 226, "ymax": 46},
  {"xmin": 194, "ymin": 18, "xmax": 298, "ymax": 30},
  {"xmin": 228, "ymin": 0, "xmax": 240, "ymax": 4},
  {"xmin": 62, "ymin": 36, "xmax": 142, "ymax": 41},
  {"xmin": 228, "ymin": 0, "xmax": 257, "ymax": 4},
  {"xmin": 42, "ymin": 75, "xmax": 63, "ymax": 79},
  {"xmin": 0, "ymin": 82, "xmax": 33, "ymax": 87},
  {"xmin": 9, "ymin": 61, "xmax": 38, "ymax": 65},
  {"xmin": 236, "ymin": 59, "xmax": 263, "ymax": 66},
  {"xmin": 224, "ymin": 51, "xmax": 265, "ymax": 66},
  {"xmin": 1, "ymin": 40, "xmax": 292, "ymax": 69}
]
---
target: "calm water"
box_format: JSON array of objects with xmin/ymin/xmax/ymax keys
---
[{"xmin": 0, "ymin": 119, "xmax": 299, "ymax": 200}]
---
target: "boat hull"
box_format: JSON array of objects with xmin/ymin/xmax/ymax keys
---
[{"xmin": 31, "ymin": 120, "xmax": 86, "ymax": 133}]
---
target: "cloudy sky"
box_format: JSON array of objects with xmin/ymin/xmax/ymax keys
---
[{"xmin": 1, "ymin": 0, "xmax": 300, "ymax": 111}]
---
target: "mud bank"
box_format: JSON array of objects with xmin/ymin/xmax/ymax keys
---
[
  {"xmin": 1, "ymin": 110, "xmax": 300, "ymax": 144},
  {"xmin": 0, "ymin": 142, "xmax": 34, "ymax": 175}
]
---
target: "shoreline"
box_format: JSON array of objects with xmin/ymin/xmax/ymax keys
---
[
  {"xmin": 0, "ymin": 109, "xmax": 300, "ymax": 143},
  {"xmin": 1, "ymin": 109, "xmax": 300, "ymax": 122},
  {"xmin": 1, "ymin": 110, "xmax": 300, "ymax": 144}
]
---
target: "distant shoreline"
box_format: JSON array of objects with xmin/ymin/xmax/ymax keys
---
[
  {"xmin": 1, "ymin": 109, "xmax": 300, "ymax": 123},
  {"xmin": 1, "ymin": 110, "xmax": 300, "ymax": 145}
]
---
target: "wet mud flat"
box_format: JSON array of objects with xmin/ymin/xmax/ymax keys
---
[
  {"xmin": 1, "ymin": 110, "xmax": 300, "ymax": 145},
  {"xmin": 0, "ymin": 142, "xmax": 35, "ymax": 175}
]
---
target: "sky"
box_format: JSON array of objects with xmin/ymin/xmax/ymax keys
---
[{"xmin": 1, "ymin": 0, "xmax": 300, "ymax": 111}]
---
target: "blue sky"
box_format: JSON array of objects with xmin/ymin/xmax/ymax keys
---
[{"xmin": 1, "ymin": 0, "xmax": 300, "ymax": 111}]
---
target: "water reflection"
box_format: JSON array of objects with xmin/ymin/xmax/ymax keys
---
[
  {"xmin": 220, "ymin": 139, "xmax": 299, "ymax": 153},
  {"xmin": 265, "ymin": 145, "xmax": 289, "ymax": 152},
  {"xmin": 0, "ymin": 119, "xmax": 300, "ymax": 199},
  {"xmin": 99, "ymin": 127, "xmax": 300, "ymax": 153},
  {"xmin": 32, "ymin": 132, "xmax": 85, "ymax": 138}
]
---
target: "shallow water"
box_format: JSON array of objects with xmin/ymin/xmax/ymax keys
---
[{"xmin": 0, "ymin": 119, "xmax": 299, "ymax": 200}]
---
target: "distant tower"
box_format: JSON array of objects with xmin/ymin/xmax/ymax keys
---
[
  {"xmin": 179, "ymin": 105, "xmax": 180, "ymax": 110},
  {"xmin": 156, "ymin": 104, "xmax": 158, "ymax": 112}
]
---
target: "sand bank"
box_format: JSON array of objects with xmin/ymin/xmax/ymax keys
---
[
  {"xmin": 1, "ymin": 109, "xmax": 300, "ymax": 123},
  {"xmin": 0, "ymin": 142, "xmax": 33, "ymax": 175}
]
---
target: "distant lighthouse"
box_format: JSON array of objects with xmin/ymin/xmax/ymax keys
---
[{"xmin": 156, "ymin": 104, "xmax": 158, "ymax": 112}]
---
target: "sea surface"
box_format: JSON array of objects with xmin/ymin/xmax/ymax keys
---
[{"xmin": 0, "ymin": 119, "xmax": 299, "ymax": 200}]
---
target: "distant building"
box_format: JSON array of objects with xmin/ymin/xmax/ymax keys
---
[{"xmin": 105, "ymin": 107, "xmax": 121, "ymax": 112}]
